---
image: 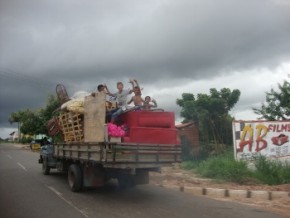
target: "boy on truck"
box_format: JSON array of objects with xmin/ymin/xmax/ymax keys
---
[
  {"xmin": 143, "ymin": 96, "xmax": 157, "ymax": 110},
  {"xmin": 127, "ymin": 85, "xmax": 144, "ymax": 109},
  {"xmin": 105, "ymin": 80, "xmax": 135, "ymax": 123}
]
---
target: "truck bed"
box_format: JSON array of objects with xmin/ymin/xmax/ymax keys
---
[{"xmin": 53, "ymin": 142, "xmax": 181, "ymax": 168}]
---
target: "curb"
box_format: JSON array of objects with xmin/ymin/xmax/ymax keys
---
[
  {"xmin": 161, "ymin": 185, "xmax": 290, "ymax": 201},
  {"xmin": 13, "ymin": 144, "xmax": 30, "ymax": 150}
]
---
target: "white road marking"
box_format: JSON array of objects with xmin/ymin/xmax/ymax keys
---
[
  {"xmin": 47, "ymin": 186, "xmax": 89, "ymax": 218},
  {"xmin": 6, "ymin": 155, "xmax": 12, "ymax": 159},
  {"xmin": 17, "ymin": 162, "xmax": 27, "ymax": 171}
]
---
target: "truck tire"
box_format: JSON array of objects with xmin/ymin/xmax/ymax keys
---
[
  {"xmin": 42, "ymin": 157, "xmax": 50, "ymax": 175},
  {"xmin": 68, "ymin": 164, "xmax": 82, "ymax": 192}
]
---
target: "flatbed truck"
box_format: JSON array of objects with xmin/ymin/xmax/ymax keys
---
[{"xmin": 39, "ymin": 89, "xmax": 181, "ymax": 192}]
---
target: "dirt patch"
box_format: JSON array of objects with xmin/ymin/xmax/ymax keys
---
[{"xmin": 149, "ymin": 165, "xmax": 290, "ymax": 217}]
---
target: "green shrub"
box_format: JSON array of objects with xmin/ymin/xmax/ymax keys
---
[
  {"xmin": 181, "ymin": 160, "xmax": 199, "ymax": 170},
  {"xmin": 196, "ymin": 152, "xmax": 251, "ymax": 184},
  {"xmin": 181, "ymin": 148, "xmax": 290, "ymax": 185},
  {"xmin": 181, "ymin": 150, "xmax": 252, "ymax": 184},
  {"xmin": 21, "ymin": 136, "xmax": 33, "ymax": 144},
  {"xmin": 253, "ymin": 156, "xmax": 290, "ymax": 185}
]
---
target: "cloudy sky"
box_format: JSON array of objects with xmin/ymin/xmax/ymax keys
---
[{"xmin": 1, "ymin": 0, "xmax": 290, "ymax": 139}]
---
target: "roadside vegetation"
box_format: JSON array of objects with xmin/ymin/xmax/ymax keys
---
[
  {"xmin": 181, "ymin": 150, "xmax": 290, "ymax": 185},
  {"xmin": 253, "ymin": 155, "xmax": 290, "ymax": 185},
  {"xmin": 178, "ymin": 79, "xmax": 290, "ymax": 186},
  {"xmin": 8, "ymin": 94, "xmax": 60, "ymax": 142}
]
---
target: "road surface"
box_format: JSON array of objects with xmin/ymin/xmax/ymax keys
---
[{"xmin": 0, "ymin": 143, "xmax": 286, "ymax": 218}]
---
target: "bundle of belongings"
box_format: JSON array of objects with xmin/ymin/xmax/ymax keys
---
[{"xmin": 60, "ymin": 91, "xmax": 90, "ymax": 114}]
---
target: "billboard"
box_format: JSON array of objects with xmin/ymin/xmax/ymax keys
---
[{"xmin": 232, "ymin": 120, "xmax": 290, "ymax": 162}]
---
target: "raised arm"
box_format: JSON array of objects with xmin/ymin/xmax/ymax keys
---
[
  {"xmin": 104, "ymin": 84, "xmax": 115, "ymax": 97},
  {"xmin": 133, "ymin": 79, "xmax": 140, "ymax": 88},
  {"xmin": 133, "ymin": 79, "xmax": 142, "ymax": 95},
  {"xmin": 129, "ymin": 79, "xmax": 134, "ymax": 94},
  {"xmin": 151, "ymin": 99, "xmax": 157, "ymax": 108}
]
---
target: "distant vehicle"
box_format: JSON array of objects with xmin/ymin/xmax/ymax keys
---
[
  {"xmin": 30, "ymin": 140, "xmax": 41, "ymax": 150},
  {"xmin": 30, "ymin": 137, "xmax": 51, "ymax": 150}
]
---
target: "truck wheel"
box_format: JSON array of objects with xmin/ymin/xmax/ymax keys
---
[
  {"xmin": 68, "ymin": 164, "xmax": 82, "ymax": 192},
  {"xmin": 42, "ymin": 157, "xmax": 50, "ymax": 175}
]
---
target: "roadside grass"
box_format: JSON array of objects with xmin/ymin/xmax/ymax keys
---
[
  {"xmin": 253, "ymin": 155, "xmax": 290, "ymax": 185},
  {"xmin": 181, "ymin": 150, "xmax": 290, "ymax": 185}
]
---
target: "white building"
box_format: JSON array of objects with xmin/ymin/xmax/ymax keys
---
[{"xmin": 9, "ymin": 131, "xmax": 19, "ymax": 141}]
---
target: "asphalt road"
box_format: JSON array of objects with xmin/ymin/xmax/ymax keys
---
[{"xmin": 0, "ymin": 143, "xmax": 286, "ymax": 218}]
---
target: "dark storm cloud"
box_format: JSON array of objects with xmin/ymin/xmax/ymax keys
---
[
  {"xmin": 0, "ymin": 70, "xmax": 56, "ymax": 128},
  {"xmin": 0, "ymin": 0, "xmax": 290, "ymax": 135}
]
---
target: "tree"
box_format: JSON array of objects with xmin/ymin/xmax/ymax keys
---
[
  {"xmin": 38, "ymin": 94, "xmax": 60, "ymax": 134},
  {"xmin": 8, "ymin": 94, "xmax": 60, "ymax": 137},
  {"xmin": 253, "ymin": 80, "xmax": 290, "ymax": 120},
  {"xmin": 20, "ymin": 109, "xmax": 42, "ymax": 135},
  {"xmin": 177, "ymin": 88, "xmax": 241, "ymax": 153}
]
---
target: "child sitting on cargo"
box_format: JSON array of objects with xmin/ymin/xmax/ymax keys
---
[
  {"xmin": 143, "ymin": 96, "xmax": 157, "ymax": 110},
  {"xmin": 105, "ymin": 80, "xmax": 134, "ymax": 123},
  {"xmin": 91, "ymin": 84, "xmax": 106, "ymax": 97}
]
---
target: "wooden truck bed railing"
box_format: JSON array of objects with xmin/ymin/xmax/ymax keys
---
[
  {"xmin": 109, "ymin": 143, "xmax": 181, "ymax": 163},
  {"xmin": 53, "ymin": 142, "xmax": 181, "ymax": 168}
]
